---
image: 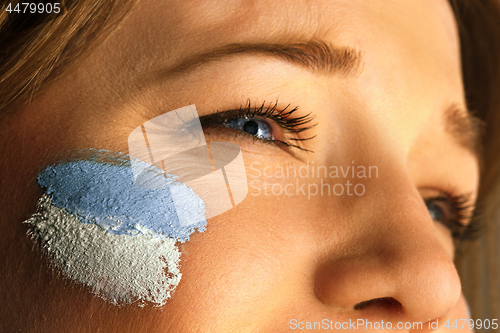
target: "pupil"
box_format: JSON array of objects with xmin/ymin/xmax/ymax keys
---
[{"xmin": 243, "ymin": 120, "xmax": 259, "ymax": 135}]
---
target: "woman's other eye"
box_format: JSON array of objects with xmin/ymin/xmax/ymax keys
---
[
  {"xmin": 426, "ymin": 201, "xmax": 446, "ymax": 223},
  {"xmin": 224, "ymin": 117, "xmax": 274, "ymax": 140},
  {"xmin": 424, "ymin": 194, "xmax": 479, "ymax": 244}
]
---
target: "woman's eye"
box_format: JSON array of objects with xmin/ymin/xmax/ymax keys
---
[
  {"xmin": 426, "ymin": 201, "xmax": 446, "ymax": 223},
  {"xmin": 199, "ymin": 101, "xmax": 316, "ymax": 153},
  {"xmin": 424, "ymin": 194, "xmax": 477, "ymax": 244},
  {"xmin": 224, "ymin": 117, "xmax": 274, "ymax": 140}
]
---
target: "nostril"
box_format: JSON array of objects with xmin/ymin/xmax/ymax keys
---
[{"xmin": 354, "ymin": 297, "xmax": 403, "ymax": 313}]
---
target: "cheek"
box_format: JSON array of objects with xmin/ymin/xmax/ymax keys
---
[
  {"xmin": 170, "ymin": 208, "xmax": 273, "ymax": 314},
  {"xmin": 433, "ymin": 222, "xmax": 455, "ymax": 259},
  {"xmin": 169, "ymin": 191, "xmax": 322, "ymax": 326},
  {"xmin": 24, "ymin": 150, "xmax": 207, "ymax": 307}
]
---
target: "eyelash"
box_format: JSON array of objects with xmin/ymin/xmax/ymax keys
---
[
  {"xmin": 425, "ymin": 191, "xmax": 482, "ymax": 246},
  {"xmin": 199, "ymin": 99, "xmax": 317, "ymax": 152}
]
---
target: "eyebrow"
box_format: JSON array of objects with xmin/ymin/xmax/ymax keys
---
[
  {"xmin": 163, "ymin": 40, "xmax": 362, "ymax": 77},
  {"xmin": 443, "ymin": 105, "xmax": 482, "ymax": 159}
]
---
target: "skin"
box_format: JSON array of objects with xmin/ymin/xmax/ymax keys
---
[{"xmin": 0, "ymin": 0, "xmax": 480, "ymax": 332}]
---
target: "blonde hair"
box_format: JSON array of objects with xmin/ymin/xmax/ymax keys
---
[
  {"xmin": 0, "ymin": 0, "xmax": 138, "ymax": 119},
  {"xmin": 1, "ymin": 0, "xmax": 499, "ymax": 325}
]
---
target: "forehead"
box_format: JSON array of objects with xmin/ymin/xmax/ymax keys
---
[
  {"xmin": 98, "ymin": 0, "xmax": 464, "ymax": 122},
  {"xmin": 114, "ymin": 0, "xmax": 460, "ymax": 71}
]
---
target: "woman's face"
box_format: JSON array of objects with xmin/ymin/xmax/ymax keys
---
[{"xmin": 1, "ymin": 0, "xmax": 480, "ymax": 332}]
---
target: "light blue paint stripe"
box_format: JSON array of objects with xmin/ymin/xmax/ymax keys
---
[{"xmin": 37, "ymin": 152, "xmax": 206, "ymax": 242}]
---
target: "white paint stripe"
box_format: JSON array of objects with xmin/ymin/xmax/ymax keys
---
[{"xmin": 25, "ymin": 194, "xmax": 182, "ymax": 307}]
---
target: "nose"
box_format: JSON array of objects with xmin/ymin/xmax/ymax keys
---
[{"xmin": 313, "ymin": 171, "xmax": 462, "ymax": 324}]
